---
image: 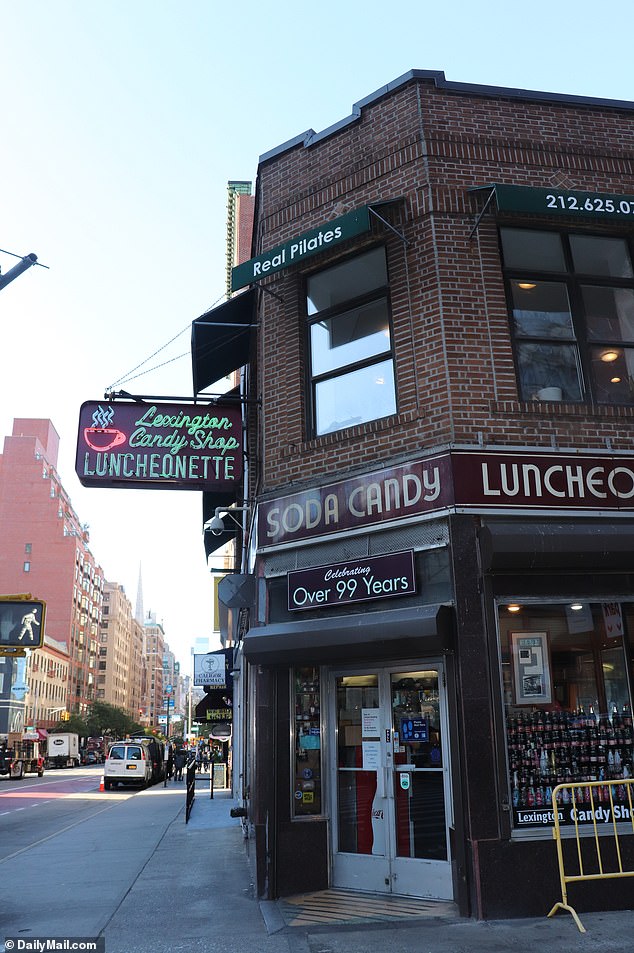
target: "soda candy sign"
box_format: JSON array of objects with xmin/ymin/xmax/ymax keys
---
[
  {"xmin": 288, "ymin": 551, "xmax": 416, "ymax": 611},
  {"xmin": 260, "ymin": 449, "xmax": 634, "ymax": 548},
  {"xmin": 75, "ymin": 400, "xmax": 242, "ymax": 490},
  {"xmin": 261, "ymin": 456, "xmax": 452, "ymax": 546}
]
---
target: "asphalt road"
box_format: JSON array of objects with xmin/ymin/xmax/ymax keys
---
[
  {"xmin": 0, "ymin": 769, "xmax": 186, "ymax": 942},
  {"xmin": 0, "ymin": 765, "xmax": 115, "ymax": 861}
]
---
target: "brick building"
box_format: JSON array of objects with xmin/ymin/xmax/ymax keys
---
[
  {"xmin": 24, "ymin": 634, "xmax": 70, "ymax": 728},
  {"xmin": 142, "ymin": 612, "xmax": 165, "ymax": 728},
  {"xmin": 99, "ymin": 582, "xmax": 145, "ymax": 718},
  {"xmin": 0, "ymin": 419, "xmax": 104, "ymax": 730},
  {"xmin": 198, "ymin": 71, "xmax": 634, "ymax": 919}
]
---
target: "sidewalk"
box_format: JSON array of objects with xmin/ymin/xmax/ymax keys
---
[{"xmin": 106, "ymin": 779, "xmax": 634, "ymax": 953}]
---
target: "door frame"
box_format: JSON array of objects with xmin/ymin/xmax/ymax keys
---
[{"xmin": 327, "ymin": 658, "xmax": 454, "ymax": 899}]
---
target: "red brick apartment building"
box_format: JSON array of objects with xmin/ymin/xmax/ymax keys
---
[
  {"xmin": 0, "ymin": 419, "xmax": 104, "ymax": 730},
  {"xmin": 196, "ymin": 71, "xmax": 634, "ymax": 919}
]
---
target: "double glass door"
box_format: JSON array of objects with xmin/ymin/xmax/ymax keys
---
[{"xmin": 329, "ymin": 663, "xmax": 452, "ymax": 899}]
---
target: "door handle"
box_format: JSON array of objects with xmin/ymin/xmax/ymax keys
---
[{"xmin": 376, "ymin": 765, "xmax": 386, "ymax": 798}]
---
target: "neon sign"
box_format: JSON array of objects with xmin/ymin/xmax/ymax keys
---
[{"xmin": 75, "ymin": 400, "xmax": 243, "ymax": 490}]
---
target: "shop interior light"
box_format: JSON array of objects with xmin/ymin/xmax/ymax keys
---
[
  {"xmin": 507, "ymin": 604, "xmax": 521, "ymax": 613},
  {"xmin": 600, "ymin": 350, "xmax": 619, "ymax": 362},
  {"xmin": 517, "ymin": 282, "xmax": 537, "ymax": 290},
  {"xmin": 570, "ymin": 603, "xmax": 583, "ymax": 611},
  {"xmin": 611, "ymin": 376, "xmax": 621, "ymax": 383}
]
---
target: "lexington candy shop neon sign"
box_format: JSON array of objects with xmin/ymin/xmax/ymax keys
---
[{"xmin": 75, "ymin": 400, "xmax": 243, "ymax": 490}]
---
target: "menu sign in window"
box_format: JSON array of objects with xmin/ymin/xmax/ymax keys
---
[{"xmin": 288, "ymin": 551, "xmax": 416, "ymax": 611}]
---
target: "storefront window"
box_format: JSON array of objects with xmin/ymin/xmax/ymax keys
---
[
  {"xmin": 292, "ymin": 666, "xmax": 322, "ymax": 817},
  {"xmin": 498, "ymin": 600, "xmax": 633, "ymax": 831}
]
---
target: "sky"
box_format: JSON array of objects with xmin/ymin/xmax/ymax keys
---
[{"xmin": 1, "ymin": 0, "xmax": 633, "ymax": 671}]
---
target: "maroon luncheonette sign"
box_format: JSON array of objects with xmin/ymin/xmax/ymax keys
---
[
  {"xmin": 259, "ymin": 450, "xmax": 634, "ymax": 546},
  {"xmin": 75, "ymin": 400, "xmax": 243, "ymax": 490},
  {"xmin": 288, "ymin": 551, "xmax": 416, "ymax": 611},
  {"xmin": 451, "ymin": 451, "xmax": 634, "ymax": 510}
]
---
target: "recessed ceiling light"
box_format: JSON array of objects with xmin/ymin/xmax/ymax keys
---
[
  {"xmin": 570, "ymin": 603, "xmax": 583, "ymax": 611},
  {"xmin": 507, "ymin": 604, "xmax": 521, "ymax": 613},
  {"xmin": 601, "ymin": 350, "xmax": 619, "ymax": 363},
  {"xmin": 517, "ymin": 282, "xmax": 536, "ymax": 290},
  {"xmin": 611, "ymin": 376, "xmax": 622, "ymax": 383}
]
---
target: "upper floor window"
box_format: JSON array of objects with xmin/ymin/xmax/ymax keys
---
[
  {"xmin": 500, "ymin": 228, "xmax": 634, "ymax": 406},
  {"xmin": 306, "ymin": 246, "xmax": 396, "ymax": 436}
]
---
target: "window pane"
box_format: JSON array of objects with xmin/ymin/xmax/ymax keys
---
[
  {"xmin": 307, "ymin": 247, "xmax": 387, "ymax": 315},
  {"xmin": 498, "ymin": 601, "xmax": 634, "ymax": 832},
  {"xmin": 570, "ymin": 235, "xmax": 633, "ymax": 278},
  {"xmin": 590, "ymin": 346, "xmax": 634, "ymax": 405},
  {"xmin": 510, "ymin": 281, "xmax": 574, "ymax": 339},
  {"xmin": 516, "ymin": 342, "xmax": 583, "ymax": 401},
  {"xmin": 583, "ymin": 286, "xmax": 634, "ymax": 343},
  {"xmin": 315, "ymin": 360, "xmax": 396, "ymax": 435},
  {"xmin": 310, "ymin": 298, "xmax": 390, "ymax": 375},
  {"xmin": 500, "ymin": 228, "xmax": 565, "ymax": 271}
]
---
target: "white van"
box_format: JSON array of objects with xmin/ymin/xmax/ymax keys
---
[{"xmin": 103, "ymin": 741, "xmax": 153, "ymax": 790}]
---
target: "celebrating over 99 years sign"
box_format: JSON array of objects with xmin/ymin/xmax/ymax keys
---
[
  {"xmin": 288, "ymin": 551, "xmax": 416, "ymax": 611},
  {"xmin": 75, "ymin": 400, "xmax": 243, "ymax": 490}
]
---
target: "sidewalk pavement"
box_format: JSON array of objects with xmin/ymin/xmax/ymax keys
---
[
  {"xmin": 2, "ymin": 774, "xmax": 634, "ymax": 953},
  {"xmin": 105, "ymin": 777, "xmax": 634, "ymax": 953}
]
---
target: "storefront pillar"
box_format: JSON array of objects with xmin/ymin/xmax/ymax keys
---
[{"xmin": 448, "ymin": 514, "xmax": 501, "ymax": 917}]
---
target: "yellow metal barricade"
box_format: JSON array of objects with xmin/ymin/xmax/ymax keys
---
[{"xmin": 548, "ymin": 778, "xmax": 634, "ymax": 932}]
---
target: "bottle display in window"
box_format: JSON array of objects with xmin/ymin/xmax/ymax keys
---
[{"xmin": 499, "ymin": 601, "xmax": 634, "ymax": 829}]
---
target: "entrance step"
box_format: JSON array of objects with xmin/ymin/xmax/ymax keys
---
[{"xmin": 272, "ymin": 888, "xmax": 459, "ymax": 929}]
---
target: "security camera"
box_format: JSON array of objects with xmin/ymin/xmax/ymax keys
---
[
  {"xmin": 205, "ymin": 514, "xmax": 226, "ymax": 536},
  {"xmin": 203, "ymin": 504, "xmax": 251, "ymax": 537}
]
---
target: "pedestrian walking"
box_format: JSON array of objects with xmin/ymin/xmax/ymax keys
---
[{"xmin": 173, "ymin": 748, "xmax": 186, "ymax": 781}]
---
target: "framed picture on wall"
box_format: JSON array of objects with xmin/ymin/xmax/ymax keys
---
[{"xmin": 510, "ymin": 631, "xmax": 552, "ymax": 706}]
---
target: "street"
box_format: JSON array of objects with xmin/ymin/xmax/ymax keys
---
[{"xmin": 0, "ymin": 766, "xmax": 113, "ymax": 861}]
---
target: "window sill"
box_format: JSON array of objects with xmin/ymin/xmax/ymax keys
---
[
  {"xmin": 490, "ymin": 399, "xmax": 634, "ymax": 419},
  {"xmin": 282, "ymin": 408, "xmax": 425, "ymax": 458}
]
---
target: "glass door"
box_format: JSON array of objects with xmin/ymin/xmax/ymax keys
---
[
  {"xmin": 330, "ymin": 663, "xmax": 453, "ymax": 899},
  {"xmin": 390, "ymin": 668, "xmax": 453, "ymax": 897}
]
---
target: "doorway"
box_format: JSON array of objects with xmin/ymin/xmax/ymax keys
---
[{"xmin": 329, "ymin": 663, "xmax": 453, "ymax": 899}]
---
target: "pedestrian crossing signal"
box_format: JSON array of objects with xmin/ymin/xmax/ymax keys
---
[{"xmin": 0, "ymin": 595, "xmax": 46, "ymax": 649}]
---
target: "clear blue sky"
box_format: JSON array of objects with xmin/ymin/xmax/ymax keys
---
[{"xmin": 1, "ymin": 1, "xmax": 632, "ymax": 667}]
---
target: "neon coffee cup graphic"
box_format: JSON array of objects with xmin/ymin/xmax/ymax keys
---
[{"xmin": 83, "ymin": 405, "xmax": 127, "ymax": 451}]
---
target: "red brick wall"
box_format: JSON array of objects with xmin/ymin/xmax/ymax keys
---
[
  {"xmin": 0, "ymin": 425, "xmax": 103, "ymax": 714},
  {"xmin": 251, "ymin": 77, "xmax": 634, "ymax": 494}
]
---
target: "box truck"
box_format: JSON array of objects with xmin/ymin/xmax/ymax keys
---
[{"xmin": 47, "ymin": 732, "xmax": 80, "ymax": 768}]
